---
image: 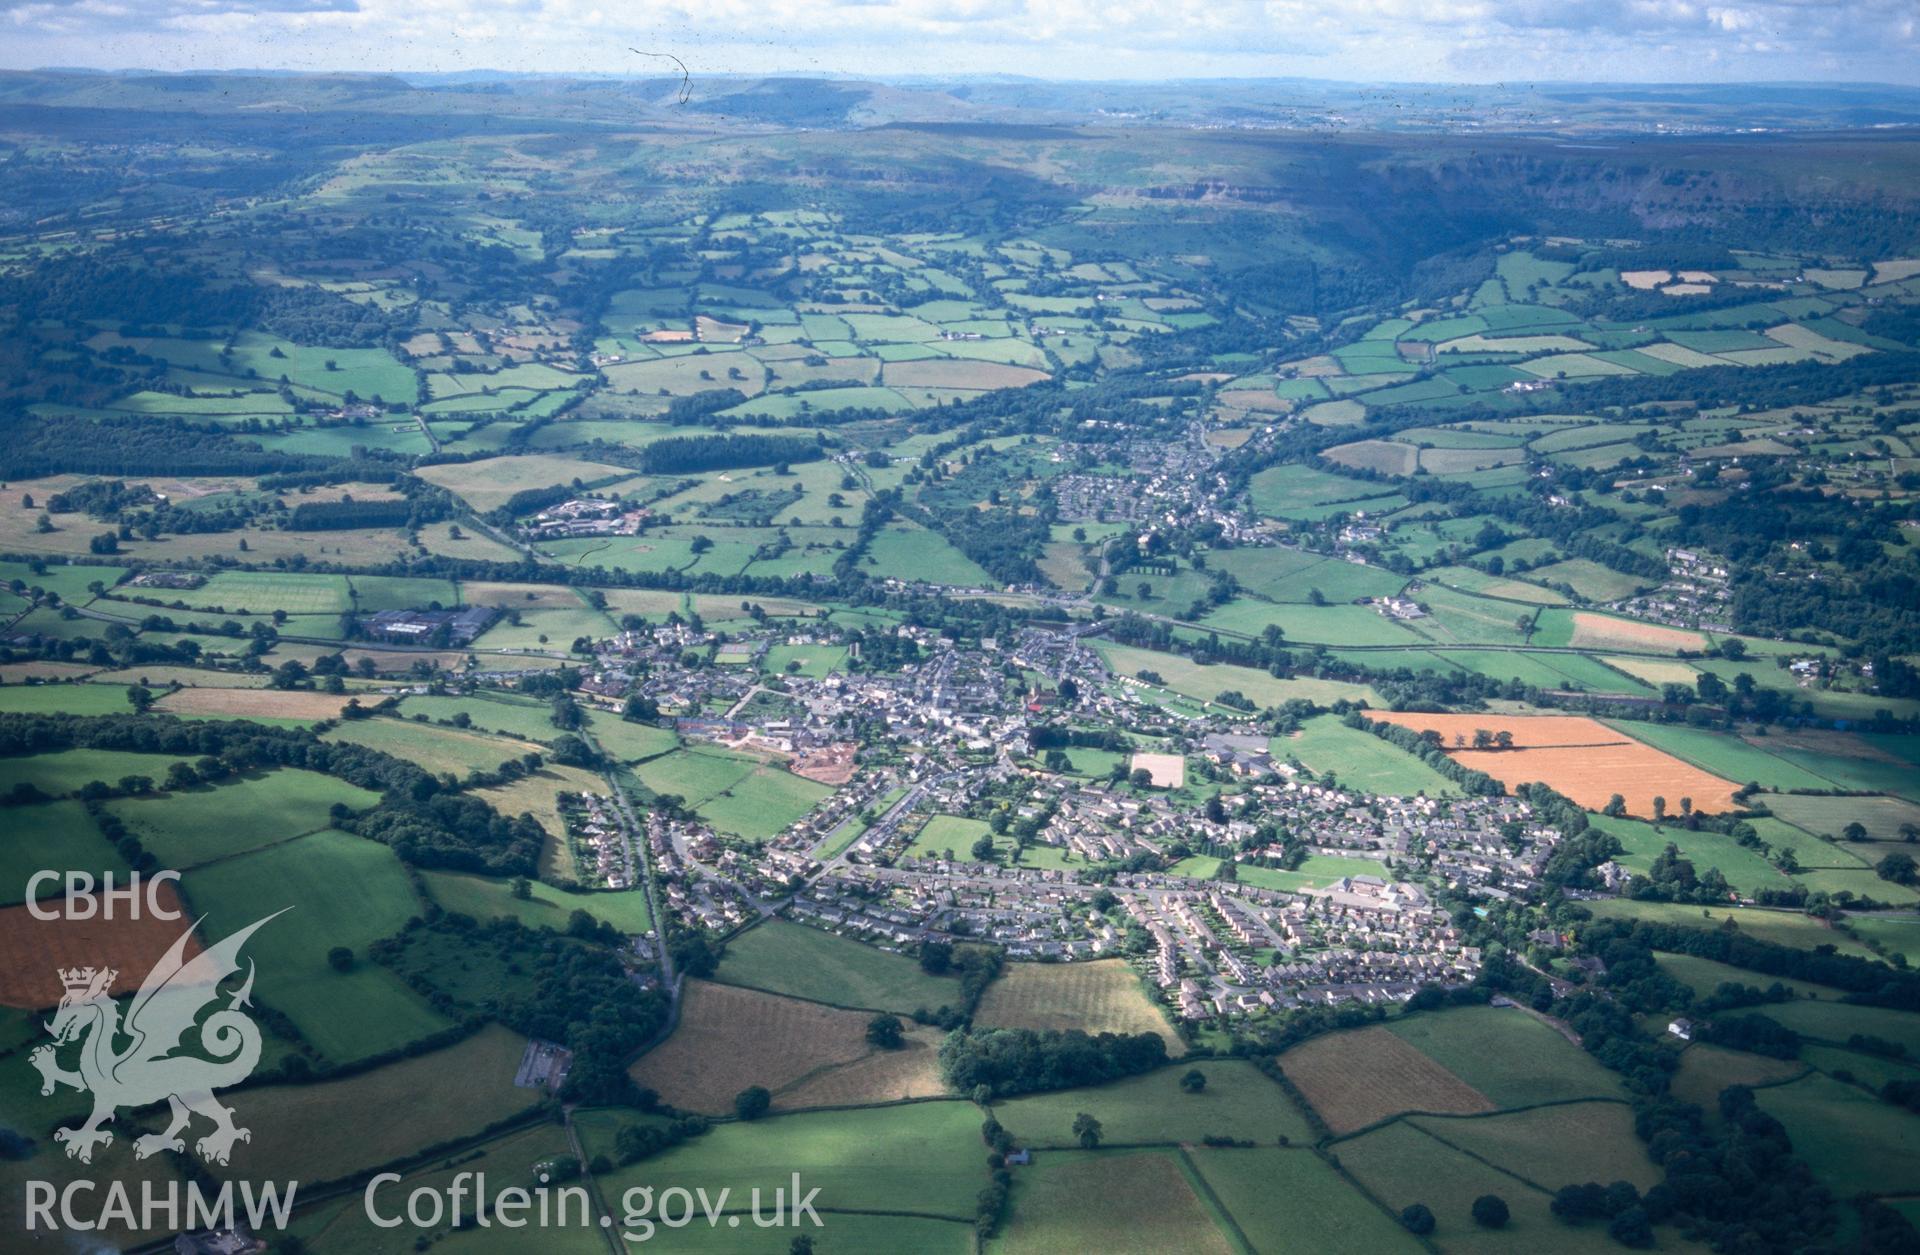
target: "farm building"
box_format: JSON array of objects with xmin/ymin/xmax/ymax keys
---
[{"xmin": 357, "ymin": 605, "xmax": 497, "ymax": 645}]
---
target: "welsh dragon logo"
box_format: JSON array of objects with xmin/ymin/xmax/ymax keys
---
[{"xmin": 31, "ymin": 911, "xmax": 284, "ymax": 1166}]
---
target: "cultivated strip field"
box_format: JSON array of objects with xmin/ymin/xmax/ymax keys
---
[
  {"xmin": 974, "ymin": 959, "xmax": 1185, "ymax": 1055},
  {"xmin": 630, "ymin": 981, "xmax": 865, "ymax": 1112},
  {"xmin": 776, "ymin": 1023, "xmax": 948, "ymax": 1109},
  {"xmin": 1278, "ymin": 1025, "xmax": 1495, "ymax": 1133}
]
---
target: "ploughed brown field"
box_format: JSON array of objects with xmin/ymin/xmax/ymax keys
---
[
  {"xmin": 1368, "ymin": 711, "xmax": 1740, "ymax": 816},
  {"xmin": 0, "ymin": 882, "xmax": 202, "ymax": 1009}
]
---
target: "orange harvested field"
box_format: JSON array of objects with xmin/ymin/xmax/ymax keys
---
[
  {"xmin": 1368, "ymin": 712, "xmax": 1739, "ymax": 815},
  {"xmin": 1452, "ymin": 744, "xmax": 1737, "ymax": 815},
  {"xmin": 1368, "ymin": 711, "xmax": 1626, "ymax": 749},
  {"xmin": 1280, "ymin": 1026, "xmax": 1494, "ymax": 1133},
  {"xmin": 882, "ymin": 359, "xmax": 1049, "ymax": 390},
  {"xmin": 1568, "ymin": 612, "xmax": 1705, "ymax": 654},
  {"xmin": 153, "ymin": 689, "xmax": 356, "ymax": 720},
  {"xmin": 0, "ymin": 883, "xmax": 201, "ymax": 1009}
]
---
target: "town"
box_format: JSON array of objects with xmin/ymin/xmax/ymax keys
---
[{"xmin": 388, "ymin": 610, "xmax": 1572, "ymax": 1033}]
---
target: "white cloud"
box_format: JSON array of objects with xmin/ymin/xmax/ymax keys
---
[{"xmin": 0, "ymin": 0, "xmax": 1913, "ymax": 82}]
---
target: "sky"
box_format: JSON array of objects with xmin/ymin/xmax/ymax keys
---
[{"xmin": 2, "ymin": 0, "xmax": 1916, "ymax": 86}]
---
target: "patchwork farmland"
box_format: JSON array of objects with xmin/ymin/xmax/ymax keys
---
[{"xmin": 1, "ymin": 67, "xmax": 1918, "ymax": 1255}]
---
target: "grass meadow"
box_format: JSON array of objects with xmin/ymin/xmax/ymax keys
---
[{"xmin": 715, "ymin": 919, "xmax": 966, "ymax": 1013}]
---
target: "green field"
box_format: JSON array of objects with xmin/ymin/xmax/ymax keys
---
[
  {"xmin": 864, "ymin": 521, "xmax": 993, "ymax": 586},
  {"xmin": 633, "ymin": 744, "xmax": 764, "ymax": 799},
  {"xmin": 286, "ymin": 1123, "xmax": 584, "ymax": 1255},
  {"xmin": 1404, "ymin": 583, "xmax": 1538, "ymax": 646},
  {"xmin": 1189, "ymin": 1147, "xmax": 1421, "ymax": 1254},
  {"xmin": 1385, "ymin": 1006, "xmax": 1625, "ymax": 1108},
  {"xmin": 1764, "ymin": 793, "xmax": 1920, "ymax": 844},
  {"xmin": 634, "ymin": 744, "xmax": 828, "ymax": 840},
  {"xmin": 324, "ymin": 717, "xmax": 543, "ymax": 776},
  {"xmin": 1654, "ymin": 952, "xmax": 1836, "ymax": 1001},
  {"xmin": 1276, "ymin": 716, "xmax": 1460, "ymax": 796},
  {"xmin": 1756, "ymin": 1072, "xmax": 1920, "ymax": 1197},
  {"xmin": 397, "ymin": 692, "xmax": 564, "ymax": 743},
  {"xmin": 1581, "ymin": 898, "xmax": 1879, "ymax": 957},
  {"xmin": 183, "ymin": 828, "xmax": 451, "ymax": 1063},
  {"xmin": 993, "ymin": 1149, "xmax": 1239, "ymax": 1254},
  {"xmin": 348, "ymin": 574, "xmax": 461, "ymax": 613},
  {"xmin": 1198, "ymin": 600, "xmax": 1423, "ymax": 647},
  {"xmin": 1606, "ymin": 722, "xmax": 1842, "ymax": 792},
  {"xmin": 1247, "ymin": 464, "xmax": 1382, "ymax": 515},
  {"xmin": 1168, "ymin": 855, "xmax": 1389, "ymax": 894},
  {"xmin": 1584, "ymin": 812, "xmax": 1791, "ymax": 897},
  {"xmin": 222, "ymin": 1025, "xmax": 541, "ymax": 1185},
  {"xmin": 150, "ymin": 570, "xmax": 354, "ymax": 616},
  {"xmin": 1094, "ymin": 640, "xmax": 1380, "ymax": 709},
  {"xmin": 471, "ymin": 604, "xmax": 620, "ymax": 651},
  {"xmin": 694, "ymin": 767, "xmax": 831, "ymax": 842},
  {"xmin": 0, "ymin": 560, "xmax": 124, "ymax": 602},
  {"xmin": 582, "ymin": 710, "xmax": 680, "ymax": 763},
  {"xmin": 0, "ymin": 748, "xmax": 190, "ymax": 798},
  {"xmin": 0, "ymin": 683, "xmax": 136, "ymax": 715},
  {"xmin": 421, "ymin": 868, "xmax": 653, "ymax": 934},
  {"xmin": 715, "ymin": 918, "xmax": 966, "ymax": 1013},
  {"xmin": 1410, "ymin": 1101, "xmax": 1658, "ymax": 1191},
  {"xmin": 592, "ymin": 1100, "xmax": 986, "ymax": 1219},
  {"xmin": 904, "ymin": 813, "xmax": 994, "ymax": 859},
  {"xmin": 1846, "ymin": 913, "xmax": 1920, "ymax": 965},
  {"xmin": 0, "ymin": 800, "xmax": 125, "ymax": 906},
  {"xmin": 1667, "ymin": 1042, "xmax": 1806, "ymax": 1112},
  {"xmin": 105, "ymin": 768, "xmax": 380, "ymax": 868},
  {"xmin": 1757, "ymin": 741, "xmax": 1920, "ymax": 800},
  {"xmin": 1749, "ymin": 997, "xmax": 1920, "ymax": 1059},
  {"xmin": 1210, "ymin": 548, "xmax": 1405, "ymax": 604},
  {"xmin": 994, "ymin": 1060, "xmax": 1316, "ymax": 1148},
  {"xmin": 1336, "ymin": 1120, "xmax": 1623, "ymax": 1255},
  {"xmin": 762, "ymin": 642, "xmax": 850, "ymax": 677}
]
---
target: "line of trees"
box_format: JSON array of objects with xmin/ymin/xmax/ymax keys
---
[{"xmin": 937, "ymin": 1026, "xmax": 1168, "ymax": 1099}]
